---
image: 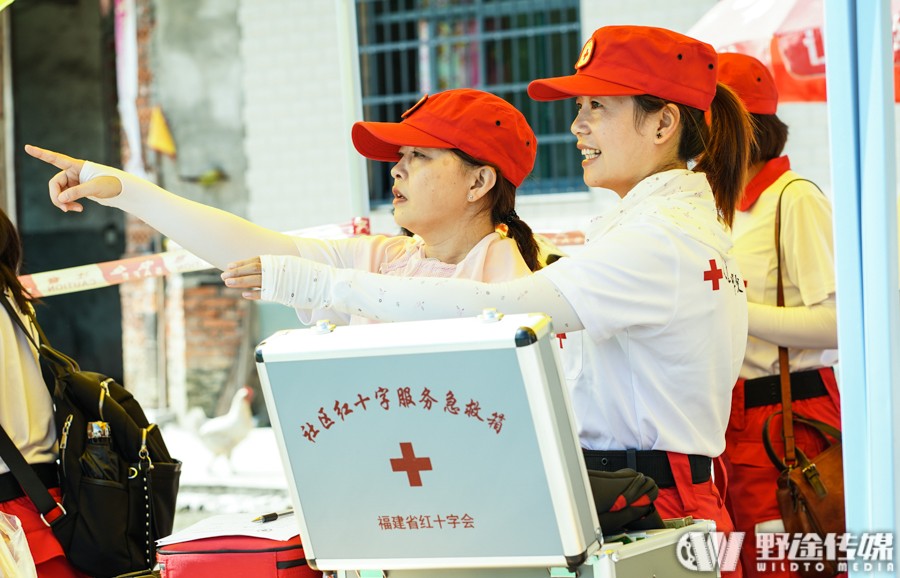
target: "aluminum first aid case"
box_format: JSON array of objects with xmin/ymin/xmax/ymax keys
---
[{"xmin": 255, "ymin": 312, "xmax": 602, "ymax": 574}]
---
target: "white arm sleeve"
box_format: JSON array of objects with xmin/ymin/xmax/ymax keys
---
[
  {"xmin": 81, "ymin": 162, "xmax": 302, "ymax": 270},
  {"xmin": 747, "ymin": 294, "xmax": 837, "ymax": 349},
  {"xmin": 260, "ymin": 254, "xmax": 584, "ymax": 329}
]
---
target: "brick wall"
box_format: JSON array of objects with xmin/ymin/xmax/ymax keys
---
[
  {"xmin": 127, "ymin": 0, "xmax": 252, "ymax": 418},
  {"xmin": 162, "ymin": 269, "xmax": 254, "ymax": 421},
  {"xmin": 181, "ymin": 273, "xmax": 251, "ymax": 417}
]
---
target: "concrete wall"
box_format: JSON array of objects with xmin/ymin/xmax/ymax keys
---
[
  {"xmin": 237, "ymin": 0, "xmax": 370, "ymax": 343},
  {"xmin": 238, "ymin": 0, "xmax": 366, "ymax": 232},
  {"xmin": 152, "ymin": 0, "xmax": 246, "ymax": 212}
]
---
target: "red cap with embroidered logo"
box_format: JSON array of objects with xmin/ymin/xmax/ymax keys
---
[
  {"xmin": 717, "ymin": 53, "xmax": 779, "ymax": 115},
  {"xmin": 351, "ymin": 88, "xmax": 537, "ymax": 187},
  {"xmin": 527, "ymin": 25, "xmax": 718, "ymax": 111}
]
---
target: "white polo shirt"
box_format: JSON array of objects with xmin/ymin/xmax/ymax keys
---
[
  {"xmin": 540, "ymin": 170, "xmax": 748, "ymax": 457},
  {"xmin": 731, "ymin": 160, "xmax": 837, "ymax": 378}
]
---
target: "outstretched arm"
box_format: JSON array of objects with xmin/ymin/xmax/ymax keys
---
[
  {"xmin": 26, "ymin": 145, "xmax": 300, "ymax": 270},
  {"xmin": 222, "ymin": 254, "xmax": 585, "ymax": 331}
]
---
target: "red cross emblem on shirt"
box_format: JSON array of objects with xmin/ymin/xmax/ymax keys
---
[
  {"xmin": 703, "ymin": 259, "xmax": 723, "ymax": 291},
  {"xmin": 390, "ymin": 442, "xmax": 432, "ymax": 487}
]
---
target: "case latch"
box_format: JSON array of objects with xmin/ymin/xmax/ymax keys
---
[
  {"xmin": 312, "ymin": 319, "xmax": 337, "ymax": 334},
  {"xmin": 478, "ymin": 308, "xmax": 504, "ymax": 322}
]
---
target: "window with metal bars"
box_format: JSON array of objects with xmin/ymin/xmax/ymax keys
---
[{"xmin": 355, "ymin": 0, "xmax": 584, "ymax": 206}]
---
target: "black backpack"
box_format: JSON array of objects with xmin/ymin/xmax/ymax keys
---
[{"xmin": 0, "ymin": 297, "xmax": 181, "ymax": 577}]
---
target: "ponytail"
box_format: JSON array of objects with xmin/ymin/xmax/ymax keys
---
[
  {"xmin": 692, "ymin": 83, "xmax": 753, "ymax": 227},
  {"xmin": 634, "ymin": 84, "xmax": 753, "ymax": 227}
]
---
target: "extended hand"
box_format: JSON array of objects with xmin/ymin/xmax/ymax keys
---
[
  {"xmin": 24, "ymin": 145, "xmax": 122, "ymax": 213},
  {"xmin": 221, "ymin": 257, "xmax": 263, "ymax": 300}
]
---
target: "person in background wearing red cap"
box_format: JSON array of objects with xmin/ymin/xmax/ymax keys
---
[
  {"xmin": 26, "ymin": 88, "xmax": 542, "ymax": 327},
  {"xmin": 718, "ymin": 53, "xmax": 841, "ymax": 578},
  {"xmin": 219, "ymin": 25, "xmax": 751, "ymax": 564}
]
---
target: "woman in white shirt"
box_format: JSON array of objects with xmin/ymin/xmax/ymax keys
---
[{"xmin": 221, "ymin": 25, "xmax": 753, "ymax": 560}]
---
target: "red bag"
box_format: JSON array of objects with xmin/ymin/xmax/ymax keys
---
[{"xmin": 157, "ymin": 535, "xmax": 320, "ymax": 578}]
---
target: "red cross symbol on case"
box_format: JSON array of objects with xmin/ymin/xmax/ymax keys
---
[{"xmin": 390, "ymin": 442, "xmax": 433, "ymax": 487}]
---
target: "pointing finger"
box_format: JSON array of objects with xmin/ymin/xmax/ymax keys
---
[{"xmin": 25, "ymin": 144, "xmax": 83, "ymax": 174}]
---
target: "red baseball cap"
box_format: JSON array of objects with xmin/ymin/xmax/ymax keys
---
[
  {"xmin": 528, "ymin": 26, "xmax": 718, "ymax": 111},
  {"xmin": 351, "ymin": 89, "xmax": 537, "ymax": 187},
  {"xmin": 717, "ymin": 53, "xmax": 779, "ymax": 115}
]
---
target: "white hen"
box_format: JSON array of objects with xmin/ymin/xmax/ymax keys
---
[{"xmin": 195, "ymin": 386, "xmax": 255, "ymax": 470}]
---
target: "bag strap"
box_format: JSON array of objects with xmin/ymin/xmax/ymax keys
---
[
  {"xmin": 0, "ymin": 295, "xmax": 41, "ymax": 354},
  {"xmin": 0, "ymin": 296, "xmax": 54, "ymax": 398},
  {"xmin": 0, "ymin": 296, "xmax": 80, "ymax": 392},
  {"xmin": 762, "ymin": 410, "xmax": 843, "ymax": 471},
  {"xmin": 0, "ymin": 425, "xmax": 67, "ymax": 526},
  {"xmin": 772, "ymin": 177, "xmax": 823, "ymax": 468},
  {"xmin": 775, "ymin": 184, "xmax": 797, "ymax": 468}
]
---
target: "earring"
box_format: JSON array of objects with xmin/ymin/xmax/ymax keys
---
[
  {"xmin": 467, "ymin": 194, "xmax": 474, "ymax": 201},
  {"xmin": 656, "ymin": 131, "xmax": 662, "ymax": 139}
]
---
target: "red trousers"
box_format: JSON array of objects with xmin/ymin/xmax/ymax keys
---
[
  {"xmin": 0, "ymin": 488, "xmax": 88, "ymax": 578},
  {"xmin": 724, "ymin": 367, "xmax": 843, "ymax": 578},
  {"xmin": 655, "ymin": 452, "xmax": 743, "ymax": 578}
]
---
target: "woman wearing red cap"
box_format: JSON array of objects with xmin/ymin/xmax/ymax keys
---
[
  {"xmin": 718, "ymin": 52, "xmax": 841, "ymax": 578},
  {"xmin": 219, "ymin": 25, "xmax": 752, "ymax": 552},
  {"xmin": 521, "ymin": 24, "xmax": 754, "ymax": 550},
  {"xmin": 26, "ymin": 89, "xmax": 542, "ymax": 326}
]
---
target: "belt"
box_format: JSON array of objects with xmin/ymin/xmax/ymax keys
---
[
  {"xmin": 744, "ymin": 369, "xmax": 828, "ymax": 409},
  {"xmin": 581, "ymin": 449, "xmax": 711, "ymax": 489},
  {"xmin": 0, "ymin": 462, "xmax": 59, "ymax": 503}
]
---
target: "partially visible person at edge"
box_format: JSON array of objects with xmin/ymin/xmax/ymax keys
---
[
  {"xmin": 718, "ymin": 53, "xmax": 841, "ymax": 578},
  {"xmin": 26, "ymin": 89, "xmax": 541, "ymax": 329},
  {"xmin": 0, "ymin": 208, "xmax": 88, "ymax": 578},
  {"xmin": 223, "ymin": 25, "xmax": 751, "ymax": 573}
]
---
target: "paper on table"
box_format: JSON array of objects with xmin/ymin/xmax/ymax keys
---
[{"xmin": 156, "ymin": 513, "xmax": 300, "ymax": 546}]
